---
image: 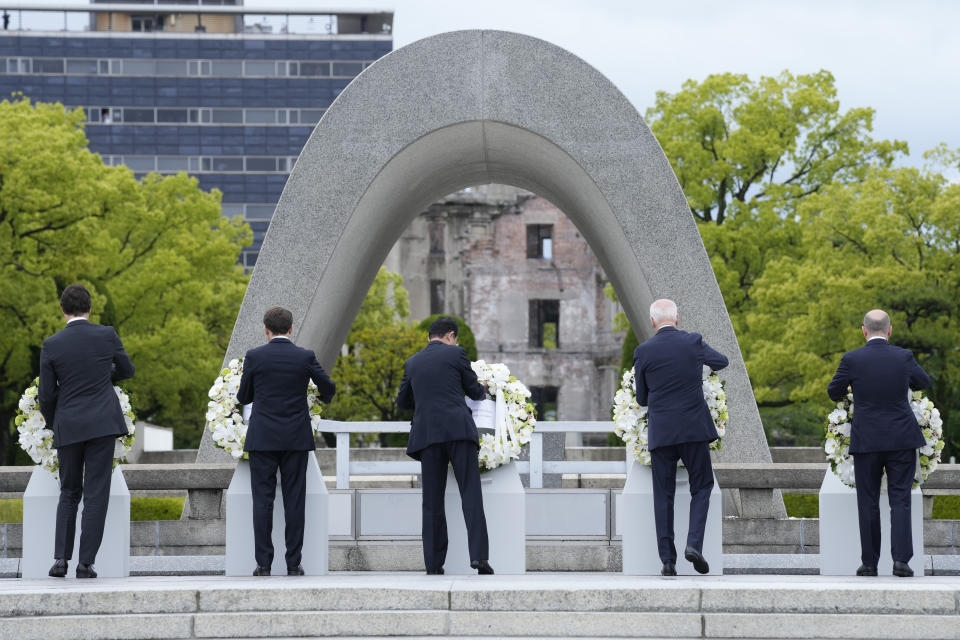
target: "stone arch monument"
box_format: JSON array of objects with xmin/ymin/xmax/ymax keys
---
[{"xmin": 198, "ymin": 30, "xmax": 783, "ymax": 517}]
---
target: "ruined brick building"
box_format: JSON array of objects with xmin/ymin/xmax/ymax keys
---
[{"xmin": 383, "ymin": 186, "xmax": 626, "ymax": 444}]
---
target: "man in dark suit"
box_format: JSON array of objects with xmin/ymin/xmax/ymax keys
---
[
  {"xmin": 828, "ymin": 309, "xmax": 930, "ymax": 578},
  {"xmin": 397, "ymin": 316, "xmax": 493, "ymax": 575},
  {"xmin": 237, "ymin": 306, "xmax": 335, "ymax": 576},
  {"xmin": 39, "ymin": 284, "xmax": 135, "ymax": 579},
  {"xmin": 634, "ymin": 299, "xmax": 728, "ymax": 576}
]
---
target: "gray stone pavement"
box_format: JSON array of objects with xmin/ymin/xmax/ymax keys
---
[{"xmin": 2, "ymin": 573, "xmax": 958, "ymax": 640}]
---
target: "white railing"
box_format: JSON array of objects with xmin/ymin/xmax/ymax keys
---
[{"xmin": 319, "ymin": 419, "xmax": 626, "ymax": 489}]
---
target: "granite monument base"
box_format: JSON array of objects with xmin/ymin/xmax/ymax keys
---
[
  {"xmin": 443, "ymin": 462, "xmax": 525, "ymax": 574},
  {"xmin": 620, "ymin": 459, "xmax": 723, "ymax": 576},
  {"xmin": 818, "ymin": 469, "xmax": 924, "ymax": 576},
  {"xmin": 21, "ymin": 465, "xmax": 130, "ymax": 578},
  {"xmin": 225, "ymin": 454, "xmax": 328, "ymax": 576}
]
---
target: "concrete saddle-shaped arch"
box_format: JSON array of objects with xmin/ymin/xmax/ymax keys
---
[{"xmin": 198, "ymin": 30, "xmax": 783, "ymax": 518}]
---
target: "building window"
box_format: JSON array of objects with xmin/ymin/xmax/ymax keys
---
[
  {"xmin": 529, "ymin": 299, "xmax": 560, "ymax": 348},
  {"xmin": 526, "ymin": 224, "xmax": 553, "ymax": 259},
  {"xmin": 430, "ymin": 280, "xmax": 446, "ymax": 315},
  {"xmin": 429, "ymin": 222, "xmax": 445, "ymax": 254},
  {"xmin": 530, "ymin": 386, "xmax": 559, "ymax": 421}
]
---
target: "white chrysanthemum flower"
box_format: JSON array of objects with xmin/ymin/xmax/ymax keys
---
[
  {"xmin": 16, "ymin": 380, "xmax": 136, "ymax": 475},
  {"xmin": 470, "ymin": 360, "xmax": 535, "ymax": 471},
  {"xmin": 612, "ymin": 369, "xmax": 725, "ymax": 465}
]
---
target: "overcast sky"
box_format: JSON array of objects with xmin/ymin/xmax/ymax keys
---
[{"xmin": 18, "ymin": 0, "xmax": 960, "ymax": 171}]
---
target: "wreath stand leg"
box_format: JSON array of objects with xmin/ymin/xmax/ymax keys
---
[
  {"xmin": 442, "ymin": 463, "xmax": 526, "ymax": 574},
  {"xmin": 225, "ymin": 454, "xmax": 328, "ymax": 576},
  {"xmin": 620, "ymin": 459, "xmax": 723, "ymax": 575},
  {"xmin": 21, "ymin": 465, "xmax": 130, "ymax": 578},
  {"xmin": 818, "ymin": 470, "xmax": 923, "ymax": 576}
]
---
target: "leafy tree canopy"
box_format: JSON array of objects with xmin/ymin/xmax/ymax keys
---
[
  {"xmin": 324, "ymin": 268, "xmax": 423, "ymax": 432},
  {"xmin": 0, "ymin": 97, "xmax": 251, "ymax": 458}
]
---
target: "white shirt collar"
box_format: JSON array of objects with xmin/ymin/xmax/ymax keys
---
[
  {"xmin": 867, "ymin": 336, "xmax": 888, "ymax": 342},
  {"xmin": 66, "ymin": 317, "xmax": 88, "ymax": 324},
  {"xmin": 271, "ymin": 336, "xmax": 292, "ymax": 341}
]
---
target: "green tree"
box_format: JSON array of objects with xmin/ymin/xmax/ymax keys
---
[
  {"xmin": 324, "ymin": 268, "xmax": 424, "ymax": 444},
  {"xmin": 647, "ymin": 71, "xmax": 906, "ymax": 336},
  {"xmin": 0, "ymin": 97, "xmax": 251, "ymax": 459},
  {"xmin": 416, "ymin": 313, "xmax": 477, "ymax": 360},
  {"xmin": 744, "ymin": 160, "xmax": 960, "ymax": 454}
]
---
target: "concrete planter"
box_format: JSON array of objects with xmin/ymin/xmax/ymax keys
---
[
  {"xmin": 818, "ymin": 469, "xmax": 924, "ymax": 576},
  {"xmin": 443, "ymin": 461, "xmax": 526, "ymax": 574},
  {"xmin": 225, "ymin": 454, "xmax": 328, "ymax": 576},
  {"xmin": 21, "ymin": 465, "xmax": 130, "ymax": 578},
  {"xmin": 619, "ymin": 459, "xmax": 723, "ymax": 575}
]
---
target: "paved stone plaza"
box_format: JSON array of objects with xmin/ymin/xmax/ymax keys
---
[{"xmin": 1, "ymin": 572, "xmax": 958, "ymax": 639}]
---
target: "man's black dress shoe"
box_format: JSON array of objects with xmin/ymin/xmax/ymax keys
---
[
  {"xmin": 470, "ymin": 560, "xmax": 494, "ymax": 575},
  {"xmin": 76, "ymin": 563, "xmax": 97, "ymax": 579},
  {"xmin": 287, "ymin": 565, "xmax": 304, "ymax": 576},
  {"xmin": 892, "ymin": 561, "xmax": 914, "ymax": 577},
  {"xmin": 661, "ymin": 562, "xmax": 677, "ymax": 576},
  {"xmin": 426, "ymin": 568, "xmax": 444, "ymax": 575},
  {"xmin": 252, "ymin": 566, "xmax": 271, "ymax": 576},
  {"xmin": 856, "ymin": 564, "xmax": 878, "ymax": 576},
  {"xmin": 684, "ymin": 546, "xmax": 709, "ymax": 574},
  {"xmin": 48, "ymin": 559, "xmax": 68, "ymax": 578}
]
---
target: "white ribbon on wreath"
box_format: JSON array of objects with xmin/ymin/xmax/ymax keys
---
[{"xmin": 470, "ymin": 360, "xmax": 536, "ymax": 471}]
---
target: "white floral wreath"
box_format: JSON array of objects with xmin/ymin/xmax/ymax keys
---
[
  {"xmin": 470, "ymin": 360, "xmax": 537, "ymax": 471},
  {"xmin": 825, "ymin": 389, "xmax": 944, "ymax": 488},
  {"xmin": 613, "ymin": 368, "xmax": 728, "ymax": 465},
  {"xmin": 205, "ymin": 357, "xmax": 325, "ymax": 460},
  {"xmin": 16, "ymin": 377, "xmax": 136, "ymax": 475}
]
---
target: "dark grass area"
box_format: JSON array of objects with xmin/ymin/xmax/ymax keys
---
[
  {"xmin": 0, "ymin": 497, "xmax": 184, "ymax": 522},
  {"xmin": 783, "ymin": 493, "xmax": 960, "ymax": 519}
]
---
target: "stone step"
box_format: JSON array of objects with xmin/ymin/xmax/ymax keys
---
[
  {"xmin": 5, "ymin": 610, "xmax": 960, "ymax": 639},
  {"xmin": 1, "ymin": 575, "xmax": 957, "ymax": 639}
]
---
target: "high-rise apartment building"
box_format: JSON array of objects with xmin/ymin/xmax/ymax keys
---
[{"xmin": 0, "ymin": 1, "xmax": 393, "ymax": 267}]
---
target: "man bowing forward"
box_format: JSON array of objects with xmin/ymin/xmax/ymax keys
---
[{"xmin": 237, "ymin": 307, "xmax": 335, "ymax": 576}]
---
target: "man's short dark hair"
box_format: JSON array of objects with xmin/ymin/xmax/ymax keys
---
[
  {"xmin": 60, "ymin": 284, "xmax": 92, "ymax": 315},
  {"xmin": 428, "ymin": 316, "xmax": 458, "ymax": 339},
  {"xmin": 263, "ymin": 306, "xmax": 293, "ymax": 335}
]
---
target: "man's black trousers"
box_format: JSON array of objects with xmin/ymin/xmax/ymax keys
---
[{"xmin": 419, "ymin": 440, "xmax": 489, "ymax": 572}]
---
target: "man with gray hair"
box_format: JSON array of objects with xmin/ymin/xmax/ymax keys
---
[
  {"xmin": 828, "ymin": 309, "xmax": 930, "ymax": 577},
  {"xmin": 633, "ymin": 298, "xmax": 728, "ymax": 575}
]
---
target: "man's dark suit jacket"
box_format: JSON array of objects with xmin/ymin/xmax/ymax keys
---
[
  {"xmin": 237, "ymin": 338, "xmax": 336, "ymax": 452},
  {"xmin": 827, "ymin": 338, "xmax": 930, "ymax": 454},
  {"xmin": 39, "ymin": 319, "xmax": 135, "ymax": 448},
  {"xmin": 397, "ymin": 341, "xmax": 486, "ymax": 460},
  {"xmin": 633, "ymin": 326, "xmax": 729, "ymax": 451}
]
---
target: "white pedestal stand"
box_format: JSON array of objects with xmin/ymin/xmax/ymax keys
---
[
  {"xmin": 443, "ymin": 462, "xmax": 525, "ymax": 574},
  {"xmin": 225, "ymin": 454, "xmax": 328, "ymax": 576},
  {"xmin": 21, "ymin": 465, "xmax": 130, "ymax": 578},
  {"xmin": 620, "ymin": 459, "xmax": 722, "ymax": 575},
  {"xmin": 818, "ymin": 469, "xmax": 924, "ymax": 576}
]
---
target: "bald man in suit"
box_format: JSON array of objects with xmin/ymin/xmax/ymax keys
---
[{"xmin": 828, "ymin": 309, "xmax": 930, "ymax": 577}]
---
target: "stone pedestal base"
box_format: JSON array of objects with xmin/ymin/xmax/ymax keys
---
[
  {"xmin": 620, "ymin": 459, "xmax": 722, "ymax": 575},
  {"xmin": 444, "ymin": 462, "xmax": 525, "ymax": 574},
  {"xmin": 225, "ymin": 454, "xmax": 328, "ymax": 576},
  {"xmin": 818, "ymin": 470, "xmax": 924, "ymax": 576},
  {"xmin": 21, "ymin": 465, "xmax": 130, "ymax": 578}
]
